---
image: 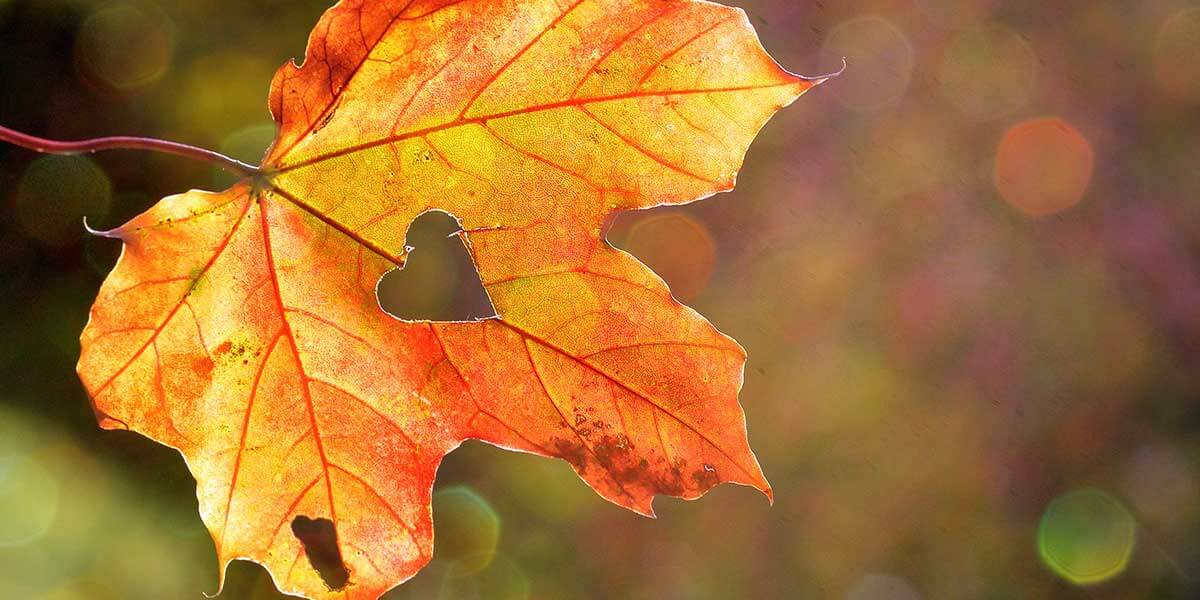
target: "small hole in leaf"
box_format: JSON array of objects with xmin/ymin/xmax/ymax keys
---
[
  {"xmin": 377, "ymin": 210, "xmax": 497, "ymax": 322},
  {"xmin": 291, "ymin": 516, "xmax": 350, "ymax": 590}
]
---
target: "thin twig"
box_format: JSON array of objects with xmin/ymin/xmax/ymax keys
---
[{"xmin": 0, "ymin": 124, "xmax": 259, "ymax": 177}]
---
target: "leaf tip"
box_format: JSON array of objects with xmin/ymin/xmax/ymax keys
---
[
  {"xmin": 83, "ymin": 215, "xmax": 122, "ymax": 239},
  {"xmin": 807, "ymin": 57, "xmax": 848, "ymax": 86}
]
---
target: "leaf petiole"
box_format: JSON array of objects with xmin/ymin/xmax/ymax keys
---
[{"xmin": 0, "ymin": 124, "xmax": 259, "ymax": 177}]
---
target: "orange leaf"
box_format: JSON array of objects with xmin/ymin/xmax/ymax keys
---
[{"xmin": 77, "ymin": 1, "xmax": 826, "ymax": 598}]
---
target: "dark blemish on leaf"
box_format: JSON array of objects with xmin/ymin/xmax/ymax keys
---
[
  {"xmin": 214, "ymin": 339, "xmax": 263, "ymax": 367},
  {"xmin": 553, "ymin": 437, "xmax": 587, "ymax": 470},
  {"xmin": 692, "ymin": 464, "xmax": 719, "ymax": 489},
  {"xmin": 592, "ymin": 434, "xmax": 631, "ymax": 469},
  {"xmin": 291, "ymin": 516, "xmax": 350, "ymax": 591},
  {"xmin": 658, "ymin": 475, "xmax": 685, "ymax": 496}
]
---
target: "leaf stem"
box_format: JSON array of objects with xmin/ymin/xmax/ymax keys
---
[{"xmin": 0, "ymin": 124, "xmax": 259, "ymax": 177}]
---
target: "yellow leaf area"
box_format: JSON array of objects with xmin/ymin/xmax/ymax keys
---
[{"xmin": 76, "ymin": 0, "xmax": 824, "ymax": 598}]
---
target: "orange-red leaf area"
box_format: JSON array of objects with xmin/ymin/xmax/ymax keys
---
[{"xmin": 76, "ymin": 0, "xmax": 823, "ymax": 598}]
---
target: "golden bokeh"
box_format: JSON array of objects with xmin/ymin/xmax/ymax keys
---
[{"xmin": 994, "ymin": 117, "xmax": 1094, "ymax": 217}]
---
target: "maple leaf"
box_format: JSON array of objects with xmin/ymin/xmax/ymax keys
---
[{"xmin": 73, "ymin": 0, "xmax": 827, "ymax": 598}]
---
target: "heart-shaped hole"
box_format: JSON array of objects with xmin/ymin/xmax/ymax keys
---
[{"xmin": 377, "ymin": 210, "xmax": 497, "ymax": 322}]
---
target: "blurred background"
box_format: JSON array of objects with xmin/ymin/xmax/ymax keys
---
[{"xmin": 1, "ymin": 0, "xmax": 1198, "ymax": 598}]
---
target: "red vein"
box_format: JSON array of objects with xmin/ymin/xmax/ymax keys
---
[
  {"xmin": 269, "ymin": 475, "xmax": 322, "ymax": 544},
  {"xmin": 649, "ymin": 408, "xmax": 680, "ymax": 487},
  {"xmin": 282, "ymin": 427, "xmax": 315, "ymax": 465},
  {"xmin": 219, "ymin": 331, "xmax": 285, "ymax": 553},
  {"xmin": 258, "ymin": 195, "xmax": 340, "ymax": 533},
  {"xmin": 150, "ymin": 341, "xmax": 184, "ymax": 442},
  {"xmin": 569, "ymin": 1, "xmax": 682, "ymax": 98},
  {"xmin": 422, "ymin": 135, "xmax": 502, "ymax": 198},
  {"xmin": 480, "ymin": 123, "xmax": 600, "ymax": 191},
  {"xmin": 468, "ymin": 410, "xmax": 545, "ymax": 452},
  {"xmin": 284, "ymin": 307, "xmax": 390, "ymax": 362},
  {"xmin": 88, "ymin": 325, "xmax": 156, "ymax": 341},
  {"xmin": 668, "ymin": 99, "xmax": 724, "ymax": 145},
  {"xmin": 504, "ymin": 320, "xmax": 761, "ymax": 484},
  {"xmin": 268, "ymin": 82, "xmax": 798, "ymax": 174},
  {"xmin": 91, "ymin": 193, "xmax": 253, "ymax": 396},
  {"xmin": 310, "ymin": 378, "xmax": 418, "ymax": 450},
  {"xmin": 328, "ymin": 463, "xmax": 420, "ymax": 543},
  {"xmin": 577, "ymin": 104, "xmax": 716, "ymax": 183},
  {"xmin": 112, "ymin": 276, "xmax": 193, "ymax": 297},
  {"xmin": 399, "ymin": 0, "xmax": 471, "ymax": 22},
  {"xmin": 274, "ymin": 0, "xmax": 420, "ymax": 160},
  {"xmin": 522, "ymin": 338, "xmax": 635, "ymax": 501},
  {"xmin": 484, "ymin": 266, "xmax": 653, "ymax": 290},
  {"xmin": 429, "ymin": 324, "xmax": 543, "ymax": 450},
  {"xmin": 182, "ymin": 301, "xmax": 211, "ymax": 354},
  {"xmin": 345, "ymin": 542, "xmax": 386, "ymax": 576},
  {"xmin": 391, "ymin": 42, "xmax": 471, "ymax": 134},
  {"xmin": 579, "ymin": 340, "xmax": 741, "ymax": 360},
  {"xmin": 635, "ymin": 14, "xmax": 737, "ymax": 86},
  {"xmin": 267, "ymin": 186, "xmax": 406, "ymax": 267},
  {"xmin": 458, "ymin": 0, "xmax": 587, "ymax": 120}
]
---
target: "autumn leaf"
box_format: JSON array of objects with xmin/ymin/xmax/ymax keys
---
[{"xmin": 74, "ymin": 0, "xmax": 826, "ymax": 598}]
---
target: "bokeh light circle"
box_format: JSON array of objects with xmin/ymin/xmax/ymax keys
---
[
  {"xmin": 0, "ymin": 455, "xmax": 61, "ymax": 548},
  {"xmin": 994, "ymin": 117, "xmax": 1094, "ymax": 217},
  {"xmin": 1038, "ymin": 488, "xmax": 1136, "ymax": 585},
  {"xmin": 1152, "ymin": 8, "xmax": 1200, "ymax": 102},
  {"xmin": 819, "ymin": 16, "xmax": 914, "ymax": 112},
  {"xmin": 14, "ymin": 155, "xmax": 112, "ymax": 247},
  {"xmin": 432, "ymin": 486, "xmax": 501, "ymax": 575},
  {"xmin": 939, "ymin": 20, "xmax": 1037, "ymax": 120},
  {"xmin": 618, "ymin": 212, "xmax": 715, "ymax": 302},
  {"xmin": 76, "ymin": 2, "xmax": 176, "ymax": 90}
]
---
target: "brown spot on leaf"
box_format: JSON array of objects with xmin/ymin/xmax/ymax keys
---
[
  {"xmin": 592, "ymin": 434, "xmax": 632, "ymax": 469},
  {"xmin": 552, "ymin": 437, "xmax": 587, "ymax": 470},
  {"xmin": 692, "ymin": 464, "xmax": 719, "ymax": 490}
]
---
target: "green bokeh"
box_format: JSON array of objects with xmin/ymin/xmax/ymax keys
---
[
  {"xmin": 1038, "ymin": 488, "xmax": 1137, "ymax": 585},
  {"xmin": 432, "ymin": 486, "xmax": 501, "ymax": 575}
]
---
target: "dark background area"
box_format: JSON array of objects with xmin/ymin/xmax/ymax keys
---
[{"xmin": 1, "ymin": 0, "xmax": 1198, "ymax": 598}]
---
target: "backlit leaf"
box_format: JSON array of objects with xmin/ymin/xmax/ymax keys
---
[{"xmin": 76, "ymin": 1, "xmax": 826, "ymax": 597}]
